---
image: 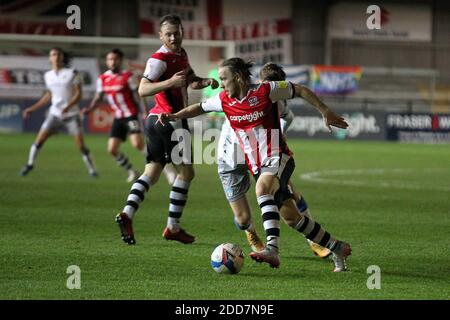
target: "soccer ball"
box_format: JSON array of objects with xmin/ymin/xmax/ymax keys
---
[{"xmin": 210, "ymin": 243, "xmax": 244, "ymax": 274}]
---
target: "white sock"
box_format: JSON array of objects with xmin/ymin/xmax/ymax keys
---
[
  {"xmin": 27, "ymin": 143, "xmax": 40, "ymax": 166},
  {"xmin": 167, "ymin": 217, "xmax": 180, "ymax": 231},
  {"xmin": 81, "ymin": 149, "xmax": 96, "ymax": 174}
]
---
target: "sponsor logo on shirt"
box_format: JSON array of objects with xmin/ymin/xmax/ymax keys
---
[
  {"xmin": 103, "ymin": 85, "xmax": 124, "ymax": 91},
  {"xmin": 229, "ymin": 110, "xmax": 264, "ymax": 123}
]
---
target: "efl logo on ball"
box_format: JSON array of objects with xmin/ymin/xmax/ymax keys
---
[{"xmin": 210, "ymin": 243, "xmax": 244, "ymax": 274}]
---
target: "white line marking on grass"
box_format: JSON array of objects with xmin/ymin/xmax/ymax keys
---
[{"xmin": 300, "ymin": 168, "xmax": 450, "ymax": 192}]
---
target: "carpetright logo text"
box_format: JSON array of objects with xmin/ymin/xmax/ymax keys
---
[
  {"xmin": 229, "ymin": 111, "xmax": 264, "ymax": 123},
  {"xmin": 335, "ymin": 113, "xmax": 380, "ymax": 139},
  {"xmin": 289, "ymin": 112, "xmax": 381, "ymax": 139}
]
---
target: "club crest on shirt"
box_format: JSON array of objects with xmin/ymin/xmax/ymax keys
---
[{"xmin": 248, "ymin": 96, "xmax": 258, "ymax": 106}]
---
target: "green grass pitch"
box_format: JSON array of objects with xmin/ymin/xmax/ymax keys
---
[{"xmin": 1, "ymin": 133, "xmax": 449, "ymax": 299}]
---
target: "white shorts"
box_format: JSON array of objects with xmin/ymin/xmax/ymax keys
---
[
  {"xmin": 217, "ymin": 120, "xmax": 250, "ymax": 202},
  {"xmin": 41, "ymin": 114, "xmax": 83, "ymax": 136},
  {"xmin": 217, "ymin": 120, "xmax": 295, "ymax": 205},
  {"xmin": 218, "ymin": 162, "xmax": 251, "ymax": 203}
]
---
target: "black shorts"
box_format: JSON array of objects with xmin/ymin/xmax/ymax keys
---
[
  {"xmin": 254, "ymin": 154, "xmax": 295, "ymax": 208},
  {"xmin": 110, "ymin": 116, "xmax": 142, "ymax": 141},
  {"xmin": 144, "ymin": 115, "xmax": 192, "ymax": 165},
  {"xmin": 273, "ymin": 156, "xmax": 295, "ymax": 208}
]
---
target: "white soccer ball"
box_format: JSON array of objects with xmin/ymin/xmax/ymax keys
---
[{"xmin": 210, "ymin": 243, "xmax": 244, "ymax": 274}]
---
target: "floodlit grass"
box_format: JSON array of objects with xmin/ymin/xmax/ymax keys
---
[{"xmin": 1, "ymin": 133, "xmax": 449, "ymax": 299}]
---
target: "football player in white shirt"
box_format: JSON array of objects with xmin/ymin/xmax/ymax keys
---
[
  {"xmin": 20, "ymin": 47, "xmax": 98, "ymax": 177},
  {"xmin": 217, "ymin": 63, "xmax": 331, "ymax": 259}
]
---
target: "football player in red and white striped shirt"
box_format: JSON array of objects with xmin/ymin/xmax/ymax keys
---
[
  {"xmin": 115, "ymin": 15, "xmax": 219, "ymax": 246},
  {"xmin": 215, "ymin": 63, "xmax": 332, "ymax": 260},
  {"xmin": 160, "ymin": 58, "xmax": 352, "ymax": 272},
  {"xmin": 84, "ymin": 49, "xmax": 146, "ymax": 183}
]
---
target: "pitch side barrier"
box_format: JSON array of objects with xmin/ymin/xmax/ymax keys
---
[
  {"xmin": 287, "ymin": 106, "xmax": 385, "ymax": 141},
  {"xmin": 0, "ymin": 98, "xmax": 94, "ymax": 134},
  {"xmin": 386, "ymin": 113, "xmax": 450, "ymax": 143},
  {"xmin": 2, "ymin": 98, "xmax": 450, "ymax": 144},
  {"xmin": 285, "ymin": 106, "xmax": 450, "ymax": 143}
]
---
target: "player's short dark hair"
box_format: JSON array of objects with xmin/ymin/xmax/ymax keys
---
[
  {"xmin": 50, "ymin": 47, "xmax": 72, "ymax": 67},
  {"xmin": 220, "ymin": 58, "xmax": 254, "ymax": 83},
  {"xmin": 159, "ymin": 14, "xmax": 182, "ymax": 28},
  {"xmin": 259, "ymin": 63, "xmax": 286, "ymax": 81},
  {"xmin": 109, "ymin": 48, "xmax": 124, "ymax": 59}
]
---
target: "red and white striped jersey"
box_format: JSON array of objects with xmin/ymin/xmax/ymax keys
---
[
  {"xmin": 97, "ymin": 70, "xmax": 139, "ymax": 119},
  {"xmin": 201, "ymin": 81, "xmax": 294, "ymax": 175},
  {"xmin": 143, "ymin": 45, "xmax": 191, "ymax": 115}
]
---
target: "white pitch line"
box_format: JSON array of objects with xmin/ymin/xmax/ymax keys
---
[{"xmin": 300, "ymin": 168, "xmax": 450, "ymax": 192}]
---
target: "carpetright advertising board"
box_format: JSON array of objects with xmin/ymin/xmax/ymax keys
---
[{"xmin": 287, "ymin": 105, "xmax": 385, "ymax": 141}]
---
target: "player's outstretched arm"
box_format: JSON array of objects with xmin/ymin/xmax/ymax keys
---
[
  {"xmin": 82, "ymin": 92, "xmax": 104, "ymax": 114},
  {"xmin": 186, "ymin": 67, "xmax": 219, "ymax": 90},
  {"xmin": 22, "ymin": 90, "xmax": 51, "ymax": 119},
  {"xmin": 158, "ymin": 103, "xmax": 205, "ymax": 124},
  {"xmin": 190, "ymin": 77, "xmax": 219, "ymax": 90},
  {"xmin": 293, "ymin": 84, "xmax": 348, "ymax": 132}
]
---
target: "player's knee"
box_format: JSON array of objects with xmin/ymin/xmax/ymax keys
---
[
  {"xmin": 135, "ymin": 143, "xmax": 144, "ymax": 152},
  {"xmin": 255, "ymin": 186, "xmax": 266, "ymax": 197},
  {"xmin": 280, "ymin": 205, "xmax": 302, "ymax": 228},
  {"xmin": 255, "ymin": 182, "xmax": 271, "ymax": 197},
  {"xmin": 234, "ymin": 216, "xmax": 251, "ymax": 230},
  {"xmin": 177, "ymin": 168, "xmax": 195, "ymax": 182},
  {"xmin": 34, "ymin": 142, "xmax": 43, "ymax": 149},
  {"xmin": 108, "ymin": 147, "xmax": 118, "ymax": 157},
  {"xmin": 255, "ymin": 175, "xmax": 278, "ymax": 197},
  {"xmin": 36, "ymin": 135, "xmax": 48, "ymax": 146},
  {"xmin": 179, "ymin": 172, "xmax": 194, "ymax": 182},
  {"xmin": 234, "ymin": 211, "xmax": 251, "ymax": 226},
  {"xmin": 143, "ymin": 168, "xmax": 160, "ymax": 184},
  {"xmin": 133, "ymin": 139, "xmax": 144, "ymax": 150},
  {"xmin": 282, "ymin": 215, "xmax": 300, "ymax": 228}
]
